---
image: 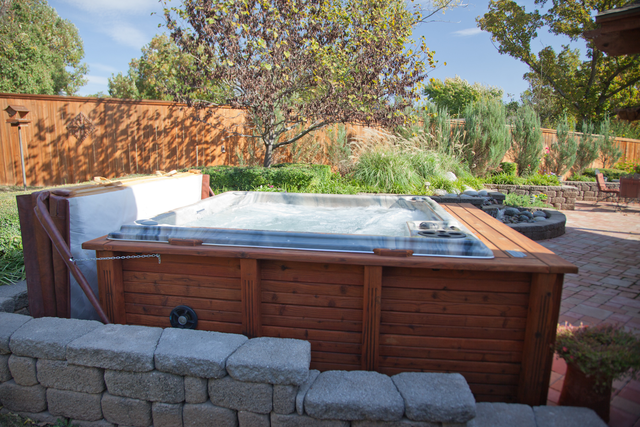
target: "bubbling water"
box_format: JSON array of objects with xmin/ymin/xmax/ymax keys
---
[{"xmin": 183, "ymin": 202, "xmax": 435, "ymax": 237}]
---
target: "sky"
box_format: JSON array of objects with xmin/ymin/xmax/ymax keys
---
[{"xmin": 46, "ymin": 0, "xmax": 587, "ymax": 101}]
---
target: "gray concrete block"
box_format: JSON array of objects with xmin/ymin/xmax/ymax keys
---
[
  {"xmin": 101, "ymin": 392, "xmax": 152, "ymax": 427},
  {"xmin": 305, "ymin": 371, "xmax": 404, "ymax": 421},
  {"xmin": 392, "ymin": 372, "xmax": 475, "ymax": 423},
  {"xmin": 209, "ymin": 375, "xmax": 273, "ymax": 414},
  {"xmin": 37, "ymin": 359, "xmax": 105, "ymax": 393},
  {"xmin": 0, "ymin": 280, "xmax": 28, "ymax": 311},
  {"xmin": 0, "ymin": 312, "xmax": 31, "ymax": 354},
  {"xmin": 152, "ymin": 402, "xmax": 183, "ymax": 427},
  {"xmin": 185, "ymin": 376, "xmax": 208, "ymax": 403},
  {"xmin": 296, "ymin": 369, "xmax": 319, "ymax": 415},
  {"xmin": 533, "ymin": 406, "xmax": 607, "ymax": 427},
  {"xmin": 71, "ymin": 419, "xmax": 115, "ymax": 427},
  {"xmin": 238, "ymin": 411, "xmax": 270, "ymax": 427},
  {"xmin": 0, "ymin": 354, "xmax": 11, "ymax": 381},
  {"xmin": 8, "ymin": 355, "xmax": 37, "ymax": 386},
  {"xmin": 0, "ymin": 380, "xmax": 47, "ymax": 412},
  {"xmin": 467, "ymin": 403, "xmax": 534, "ymax": 427},
  {"xmin": 271, "ymin": 413, "xmax": 349, "ymax": 427},
  {"xmin": 104, "ymin": 369, "xmax": 184, "ymax": 403},
  {"xmin": 10, "ymin": 317, "xmax": 102, "ymax": 360},
  {"xmin": 352, "ymin": 420, "xmax": 440, "ymax": 427},
  {"xmin": 67, "ymin": 324, "xmax": 162, "ymax": 372},
  {"xmin": 155, "ymin": 328, "xmax": 247, "ymax": 378},
  {"xmin": 183, "ymin": 402, "xmax": 238, "ymax": 427},
  {"xmin": 47, "ymin": 388, "xmax": 103, "ymax": 421},
  {"xmin": 0, "ymin": 297, "xmax": 14, "ymax": 313},
  {"xmin": 274, "ymin": 385, "xmax": 297, "ymax": 414},
  {"xmin": 227, "ymin": 337, "xmax": 310, "ymax": 386}
]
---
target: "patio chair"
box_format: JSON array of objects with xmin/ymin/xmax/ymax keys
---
[{"xmin": 595, "ymin": 172, "xmax": 620, "ymax": 206}]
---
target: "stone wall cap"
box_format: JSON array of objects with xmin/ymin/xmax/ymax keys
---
[
  {"xmin": 469, "ymin": 402, "xmax": 535, "ymax": 427},
  {"xmin": 226, "ymin": 337, "xmax": 310, "ymax": 385},
  {"xmin": 67, "ymin": 324, "xmax": 162, "ymax": 372},
  {"xmin": 304, "ymin": 370, "xmax": 404, "ymax": 421},
  {"xmin": 392, "ymin": 372, "xmax": 475, "ymax": 423},
  {"xmin": 10, "ymin": 317, "xmax": 102, "ymax": 360},
  {"xmin": 154, "ymin": 328, "xmax": 247, "ymax": 378},
  {"xmin": 0, "ymin": 313, "xmax": 31, "ymax": 354},
  {"xmin": 533, "ymin": 406, "xmax": 607, "ymax": 427}
]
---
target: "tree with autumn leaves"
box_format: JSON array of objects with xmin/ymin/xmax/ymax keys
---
[{"xmin": 162, "ymin": 0, "xmax": 454, "ymax": 167}]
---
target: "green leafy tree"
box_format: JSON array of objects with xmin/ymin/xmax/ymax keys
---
[
  {"xmin": 163, "ymin": 0, "xmax": 456, "ymax": 167},
  {"xmin": 510, "ymin": 104, "xmax": 543, "ymax": 177},
  {"xmin": 598, "ymin": 116, "xmax": 623, "ymax": 168},
  {"xmin": 462, "ymin": 97, "xmax": 511, "ymax": 176},
  {"xmin": 108, "ymin": 34, "xmax": 229, "ymax": 101},
  {"xmin": 572, "ymin": 121, "xmax": 602, "ymax": 175},
  {"xmin": 0, "ymin": 0, "xmax": 87, "ymax": 95},
  {"xmin": 544, "ymin": 114, "xmax": 577, "ymax": 176},
  {"xmin": 423, "ymin": 76, "xmax": 503, "ymax": 118},
  {"xmin": 478, "ymin": 0, "xmax": 640, "ymax": 124}
]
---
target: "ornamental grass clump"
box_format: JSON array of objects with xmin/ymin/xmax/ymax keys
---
[{"xmin": 554, "ymin": 323, "xmax": 640, "ymax": 388}]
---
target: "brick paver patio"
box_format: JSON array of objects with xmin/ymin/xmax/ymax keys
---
[{"xmin": 538, "ymin": 200, "xmax": 640, "ymax": 427}]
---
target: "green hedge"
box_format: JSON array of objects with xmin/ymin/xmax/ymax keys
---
[
  {"xmin": 199, "ymin": 163, "xmax": 332, "ymax": 192},
  {"xmin": 583, "ymin": 168, "xmax": 628, "ymax": 180}
]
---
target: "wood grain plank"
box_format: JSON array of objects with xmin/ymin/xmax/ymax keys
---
[
  {"xmin": 262, "ymin": 292, "xmax": 363, "ymax": 309},
  {"xmin": 261, "ymin": 280, "xmax": 363, "ymax": 298},
  {"xmin": 262, "ymin": 315, "xmax": 362, "ymax": 333},
  {"xmin": 361, "ymin": 266, "xmax": 382, "ymax": 371},
  {"xmin": 380, "ymin": 334, "xmax": 523, "ymax": 352},
  {"xmin": 380, "ymin": 311, "xmax": 528, "ymax": 329},
  {"xmin": 262, "ymin": 325, "xmax": 362, "ymax": 344},
  {"xmin": 125, "ymin": 303, "xmax": 242, "ymax": 323},
  {"xmin": 378, "ymin": 356, "xmax": 521, "ymax": 375},
  {"xmin": 126, "ymin": 313, "xmax": 242, "ymax": 334},
  {"xmin": 123, "ymin": 282, "xmax": 241, "ymax": 301},
  {"xmin": 381, "ymin": 288, "xmax": 529, "ymax": 306},
  {"xmin": 241, "ymin": 259, "xmax": 261, "ymax": 338},
  {"xmin": 124, "ymin": 293, "xmax": 242, "ymax": 313},
  {"xmin": 379, "ymin": 345, "xmax": 522, "ymax": 363},
  {"xmin": 123, "ymin": 271, "xmax": 240, "ymax": 289},
  {"xmin": 261, "ymin": 303, "xmax": 362, "ymax": 321},
  {"xmin": 382, "ymin": 275, "xmax": 531, "ymax": 293},
  {"xmin": 378, "ymin": 323, "xmax": 525, "ymax": 341},
  {"xmin": 381, "ymin": 300, "xmax": 529, "ymax": 318},
  {"xmin": 123, "ymin": 259, "xmax": 241, "ymax": 278},
  {"xmin": 97, "ymin": 251, "xmax": 126, "ymax": 324}
]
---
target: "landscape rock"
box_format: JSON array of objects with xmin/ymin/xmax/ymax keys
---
[
  {"xmin": 226, "ymin": 337, "xmax": 310, "ymax": 385},
  {"xmin": 10, "ymin": 317, "xmax": 102, "ymax": 360},
  {"xmin": 104, "ymin": 369, "xmax": 184, "ymax": 403},
  {"xmin": 154, "ymin": 328, "xmax": 247, "ymax": 378},
  {"xmin": 184, "ymin": 376, "xmax": 208, "ymax": 403},
  {"xmin": 392, "ymin": 372, "xmax": 475, "ymax": 423},
  {"xmin": 183, "ymin": 402, "xmax": 238, "ymax": 427},
  {"xmin": 271, "ymin": 413, "xmax": 349, "ymax": 427},
  {"xmin": 47, "ymin": 388, "xmax": 103, "ymax": 421},
  {"xmin": 8, "ymin": 355, "xmax": 37, "ymax": 386},
  {"xmin": 152, "ymin": 402, "xmax": 183, "ymax": 427},
  {"xmin": 503, "ymin": 207, "xmax": 520, "ymax": 216},
  {"xmin": 238, "ymin": 411, "xmax": 270, "ymax": 427},
  {"xmin": 67, "ymin": 324, "xmax": 162, "ymax": 372},
  {"xmin": 352, "ymin": 420, "xmax": 440, "ymax": 427},
  {"xmin": 467, "ymin": 402, "xmax": 535, "ymax": 427},
  {"xmin": 444, "ymin": 172, "xmax": 457, "ymax": 182},
  {"xmin": 0, "ymin": 313, "xmax": 31, "ymax": 354},
  {"xmin": 209, "ymin": 375, "xmax": 273, "ymax": 414},
  {"xmin": 274, "ymin": 384, "xmax": 298, "ymax": 414},
  {"xmin": 533, "ymin": 406, "xmax": 607, "ymax": 427},
  {"xmin": 0, "ymin": 380, "xmax": 47, "ymax": 412},
  {"xmin": 0, "ymin": 280, "xmax": 28, "ymax": 311},
  {"xmin": 305, "ymin": 371, "xmax": 404, "ymax": 421},
  {"xmin": 37, "ymin": 359, "xmax": 105, "ymax": 393},
  {"xmin": 101, "ymin": 392, "xmax": 152, "ymax": 427},
  {"xmin": 296, "ymin": 369, "xmax": 319, "ymax": 415}
]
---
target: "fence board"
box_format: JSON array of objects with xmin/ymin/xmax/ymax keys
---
[{"xmin": 2, "ymin": 93, "xmax": 639, "ymax": 186}]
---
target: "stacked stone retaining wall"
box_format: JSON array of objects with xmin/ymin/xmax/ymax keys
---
[
  {"xmin": 562, "ymin": 181, "xmax": 620, "ymax": 202},
  {"xmin": 0, "ymin": 313, "xmax": 607, "ymax": 427},
  {"xmin": 482, "ymin": 185, "xmax": 578, "ymax": 210}
]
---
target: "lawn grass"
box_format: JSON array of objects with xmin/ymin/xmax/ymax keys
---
[{"xmin": 0, "ymin": 186, "xmax": 35, "ymax": 286}]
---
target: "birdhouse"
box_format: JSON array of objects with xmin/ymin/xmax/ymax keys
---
[{"xmin": 5, "ymin": 105, "xmax": 31, "ymax": 126}]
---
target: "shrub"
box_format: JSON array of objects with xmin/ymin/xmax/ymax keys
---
[
  {"xmin": 572, "ymin": 121, "xmax": 602, "ymax": 175},
  {"xmin": 499, "ymin": 162, "xmax": 517, "ymax": 176},
  {"xmin": 614, "ymin": 161, "xmax": 640, "ymax": 175},
  {"xmin": 510, "ymin": 105, "xmax": 543, "ymax": 176},
  {"xmin": 599, "ymin": 116, "xmax": 623, "ymax": 168},
  {"xmin": 543, "ymin": 114, "xmax": 577, "ymax": 176},
  {"xmin": 351, "ymin": 149, "xmax": 423, "ymax": 193},
  {"xmin": 567, "ymin": 173, "xmax": 595, "ymax": 182},
  {"xmin": 202, "ymin": 164, "xmax": 328, "ymax": 192},
  {"xmin": 525, "ymin": 173, "xmax": 561, "ymax": 186},
  {"xmin": 462, "ymin": 98, "xmax": 511, "ymax": 176},
  {"xmin": 583, "ymin": 168, "xmax": 628, "ymax": 180},
  {"xmin": 504, "ymin": 193, "xmax": 549, "ymax": 208}
]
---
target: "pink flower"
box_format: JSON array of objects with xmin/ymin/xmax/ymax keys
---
[{"xmin": 563, "ymin": 347, "xmax": 568, "ymax": 352}]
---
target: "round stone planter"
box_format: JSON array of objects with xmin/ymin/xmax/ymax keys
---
[{"xmin": 481, "ymin": 207, "xmax": 566, "ymax": 241}]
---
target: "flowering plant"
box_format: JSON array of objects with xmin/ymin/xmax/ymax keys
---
[{"xmin": 554, "ymin": 323, "xmax": 640, "ymax": 387}]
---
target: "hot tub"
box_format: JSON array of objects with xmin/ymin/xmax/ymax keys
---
[
  {"xmin": 83, "ymin": 194, "xmax": 577, "ymax": 406},
  {"xmin": 108, "ymin": 192, "xmax": 494, "ymax": 258}
]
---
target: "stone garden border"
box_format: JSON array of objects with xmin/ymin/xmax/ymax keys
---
[
  {"xmin": 481, "ymin": 208, "xmax": 567, "ymax": 241},
  {"xmin": 482, "ymin": 184, "xmax": 578, "ymax": 210}
]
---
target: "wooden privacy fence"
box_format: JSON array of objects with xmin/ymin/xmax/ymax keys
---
[{"xmin": 2, "ymin": 93, "xmax": 640, "ymax": 187}]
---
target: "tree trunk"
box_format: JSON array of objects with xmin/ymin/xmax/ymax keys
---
[{"xmin": 263, "ymin": 143, "xmax": 274, "ymax": 168}]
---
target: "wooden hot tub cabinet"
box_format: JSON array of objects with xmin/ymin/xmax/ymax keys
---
[{"xmin": 83, "ymin": 203, "xmax": 577, "ymax": 405}]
